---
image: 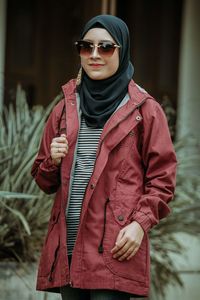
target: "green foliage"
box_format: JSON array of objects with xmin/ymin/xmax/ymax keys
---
[
  {"xmin": 0, "ymin": 86, "xmax": 62, "ymax": 261},
  {"xmin": 149, "ymin": 101, "xmax": 200, "ymax": 299}
]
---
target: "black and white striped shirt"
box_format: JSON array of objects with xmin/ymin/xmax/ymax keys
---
[{"xmin": 66, "ymin": 116, "xmax": 103, "ymax": 254}]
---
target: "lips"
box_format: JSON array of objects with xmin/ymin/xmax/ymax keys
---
[{"xmin": 89, "ymin": 64, "xmax": 104, "ymax": 67}]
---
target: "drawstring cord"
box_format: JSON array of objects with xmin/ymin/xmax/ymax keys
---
[{"xmin": 98, "ymin": 198, "xmax": 110, "ymax": 253}]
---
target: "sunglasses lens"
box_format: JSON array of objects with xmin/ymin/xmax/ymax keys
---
[
  {"xmin": 98, "ymin": 42, "xmax": 115, "ymax": 57},
  {"xmin": 76, "ymin": 41, "xmax": 92, "ymax": 57}
]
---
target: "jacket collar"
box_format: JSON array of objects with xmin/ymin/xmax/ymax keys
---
[
  {"xmin": 61, "ymin": 78, "xmax": 151, "ymax": 141},
  {"xmin": 99, "ymin": 80, "xmax": 150, "ymax": 139},
  {"xmin": 62, "ymin": 79, "xmax": 77, "ymax": 99},
  {"xmin": 62, "ymin": 79, "xmax": 150, "ymax": 108}
]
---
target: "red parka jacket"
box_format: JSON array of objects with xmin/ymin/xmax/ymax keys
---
[{"xmin": 31, "ymin": 79, "xmax": 177, "ymax": 296}]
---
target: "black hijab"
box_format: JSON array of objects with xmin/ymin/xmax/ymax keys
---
[{"xmin": 78, "ymin": 15, "xmax": 134, "ymax": 128}]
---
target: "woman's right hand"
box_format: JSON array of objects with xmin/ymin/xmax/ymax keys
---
[{"xmin": 50, "ymin": 134, "xmax": 68, "ymax": 166}]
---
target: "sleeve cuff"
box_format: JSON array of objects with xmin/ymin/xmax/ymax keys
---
[
  {"xmin": 41, "ymin": 156, "xmax": 60, "ymax": 172},
  {"xmin": 132, "ymin": 210, "xmax": 152, "ymax": 232}
]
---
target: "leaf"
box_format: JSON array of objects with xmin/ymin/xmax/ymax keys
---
[
  {"xmin": 0, "ymin": 191, "xmax": 38, "ymax": 200},
  {"xmin": 0, "ymin": 199, "xmax": 31, "ymax": 235}
]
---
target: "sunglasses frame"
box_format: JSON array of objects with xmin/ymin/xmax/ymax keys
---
[{"xmin": 74, "ymin": 40, "xmax": 121, "ymax": 58}]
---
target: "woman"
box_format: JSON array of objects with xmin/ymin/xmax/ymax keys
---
[{"xmin": 31, "ymin": 15, "xmax": 177, "ymax": 300}]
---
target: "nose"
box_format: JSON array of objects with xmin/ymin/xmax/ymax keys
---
[{"xmin": 90, "ymin": 45, "xmax": 101, "ymax": 58}]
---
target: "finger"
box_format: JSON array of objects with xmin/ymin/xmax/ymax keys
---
[
  {"xmin": 58, "ymin": 143, "xmax": 68, "ymax": 148},
  {"xmin": 112, "ymin": 239, "xmax": 136, "ymax": 260},
  {"xmin": 51, "ymin": 142, "xmax": 68, "ymax": 152},
  {"xmin": 51, "ymin": 148, "xmax": 66, "ymax": 158},
  {"xmin": 52, "ymin": 136, "xmax": 68, "ymax": 144},
  {"xmin": 126, "ymin": 246, "xmax": 139, "ymax": 261},
  {"xmin": 111, "ymin": 230, "xmax": 126, "ymax": 254},
  {"xmin": 112, "ymin": 234, "xmax": 140, "ymax": 258},
  {"xmin": 112, "ymin": 242, "xmax": 130, "ymax": 259},
  {"xmin": 116, "ymin": 239, "xmax": 140, "ymax": 261},
  {"xmin": 56, "ymin": 147, "xmax": 67, "ymax": 154},
  {"xmin": 51, "ymin": 152, "xmax": 66, "ymax": 159},
  {"xmin": 111, "ymin": 237, "xmax": 128, "ymax": 255},
  {"xmin": 118, "ymin": 245, "xmax": 136, "ymax": 261}
]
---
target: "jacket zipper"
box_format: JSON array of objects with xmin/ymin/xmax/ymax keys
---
[
  {"xmin": 98, "ymin": 198, "xmax": 110, "ymax": 253},
  {"xmin": 48, "ymin": 238, "xmax": 60, "ymax": 282},
  {"xmin": 96, "ymin": 99, "xmax": 148, "ymax": 253}
]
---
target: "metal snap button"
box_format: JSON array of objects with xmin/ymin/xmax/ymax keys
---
[
  {"xmin": 136, "ymin": 115, "xmax": 142, "ymax": 121},
  {"xmin": 117, "ymin": 215, "xmax": 124, "ymax": 221},
  {"xmin": 90, "ymin": 184, "xmax": 95, "ymax": 189}
]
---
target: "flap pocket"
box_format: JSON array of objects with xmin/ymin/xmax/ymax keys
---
[{"xmin": 109, "ymin": 197, "xmax": 135, "ymax": 226}]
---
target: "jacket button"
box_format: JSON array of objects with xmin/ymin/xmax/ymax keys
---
[
  {"xmin": 117, "ymin": 215, "xmax": 124, "ymax": 221},
  {"xmin": 136, "ymin": 115, "xmax": 142, "ymax": 121},
  {"xmin": 90, "ymin": 183, "xmax": 95, "ymax": 189}
]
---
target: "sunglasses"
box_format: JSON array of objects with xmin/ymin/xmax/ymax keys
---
[{"xmin": 75, "ymin": 40, "xmax": 120, "ymax": 58}]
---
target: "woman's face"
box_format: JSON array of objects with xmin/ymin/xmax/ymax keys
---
[{"xmin": 80, "ymin": 28, "xmax": 119, "ymax": 80}]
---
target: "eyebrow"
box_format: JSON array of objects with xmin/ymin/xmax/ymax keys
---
[{"xmin": 82, "ymin": 39, "xmax": 115, "ymax": 43}]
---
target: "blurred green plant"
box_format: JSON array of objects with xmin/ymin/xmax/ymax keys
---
[
  {"xmin": 0, "ymin": 88, "xmax": 200, "ymax": 299},
  {"xmin": 149, "ymin": 98, "xmax": 200, "ymax": 299},
  {"xmin": 0, "ymin": 86, "xmax": 61, "ymax": 261}
]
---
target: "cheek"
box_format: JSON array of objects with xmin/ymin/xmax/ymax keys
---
[
  {"xmin": 108, "ymin": 50, "xmax": 119, "ymax": 74},
  {"xmin": 80, "ymin": 57, "xmax": 87, "ymax": 69},
  {"xmin": 108, "ymin": 57, "xmax": 119, "ymax": 75}
]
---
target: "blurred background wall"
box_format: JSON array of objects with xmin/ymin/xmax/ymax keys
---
[{"xmin": 2, "ymin": 0, "xmax": 182, "ymax": 109}]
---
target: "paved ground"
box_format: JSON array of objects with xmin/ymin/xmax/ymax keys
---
[
  {"xmin": 0, "ymin": 262, "xmax": 60, "ymax": 300},
  {"xmin": 0, "ymin": 262, "xmax": 143, "ymax": 300}
]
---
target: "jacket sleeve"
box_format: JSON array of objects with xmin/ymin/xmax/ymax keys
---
[
  {"xmin": 132, "ymin": 99, "xmax": 177, "ymax": 232},
  {"xmin": 31, "ymin": 103, "xmax": 63, "ymax": 194}
]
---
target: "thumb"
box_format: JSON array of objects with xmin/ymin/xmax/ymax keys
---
[{"xmin": 60, "ymin": 133, "xmax": 67, "ymax": 138}]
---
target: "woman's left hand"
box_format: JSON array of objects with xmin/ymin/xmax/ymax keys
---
[{"xmin": 111, "ymin": 221, "xmax": 144, "ymax": 261}]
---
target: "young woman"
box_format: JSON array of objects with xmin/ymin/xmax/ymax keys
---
[{"xmin": 31, "ymin": 15, "xmax": 177, "ymax": 300}]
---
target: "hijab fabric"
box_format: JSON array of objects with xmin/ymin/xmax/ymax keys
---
[{"xmin": 78, "ymin": 15, "xmax": 134, "ymax": 128}]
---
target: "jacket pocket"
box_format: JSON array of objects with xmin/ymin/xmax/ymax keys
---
[
  {"xmin": 102, "ymin": 198, "xmax": 149, "ymax": 283},
  {"xmin": 37, "ymin": 210, "xmax": 60, "ymax": 278},
  {"xmin": 115, "ymin": 130, "xmax": 135, "ymax": 149}
]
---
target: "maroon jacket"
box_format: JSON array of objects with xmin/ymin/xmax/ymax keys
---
[{"xmin": 31, "ymin": 79, "xmax": 177, "ymax": 296}]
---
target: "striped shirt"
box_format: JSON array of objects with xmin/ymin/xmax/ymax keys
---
[{"xmin": 66, "ymin": 116, "xmax": 103, "ymax": 254}]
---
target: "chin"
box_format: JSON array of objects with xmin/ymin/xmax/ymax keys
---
[
  {"xmin": 90, "ymin": 76, "xmax": 106, "ymax": 80},
  {"xmin": 86, "ymin": 72, "xmax": 109, "ymax": 80}
]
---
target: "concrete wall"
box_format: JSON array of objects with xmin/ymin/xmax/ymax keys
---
[{"xmin": 176, "ymin": 0, "xmax": 200, "ymax": 140}]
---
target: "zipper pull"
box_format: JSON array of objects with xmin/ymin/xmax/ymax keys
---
[
  {"xmin": 69, "ymin": 281, "xmax": 73, "ymax": 287},
  {"xmin": 98, "ymin": 244, "xmax": 104, "ymax": 253}
]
